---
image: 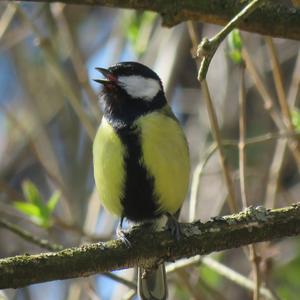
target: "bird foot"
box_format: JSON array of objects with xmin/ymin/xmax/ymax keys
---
[
  {"xmin": 116, "ymin": 218, "xmax": 131, "ymax": 247},
  {"xmin": 165, "ymin": 213, "xmax": 182, "ymax": 241}
]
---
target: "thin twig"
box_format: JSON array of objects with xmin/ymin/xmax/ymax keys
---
[
  {"xmin": 166, "ymin": 256, "xmax": 275, "ymax": 300},
  {"xmin": 201, "ymin": 80, "xmax": 237, "ymax": 212},
  {"xmin": 239, "ymin": 65, "xmax": 247, "ymax": 209},
  {"xmin": 242, "ymin": 46, "xmax": 300, "ymax": 171},
  {"xmin": 238, "ymin": 65, "xmax": 261, "ymax": 300},
  {"xmin": 187, "ymin": 21, "xmax": 201, "ymax": 55},
  {"xmin": 223, "ymin": 131, "xmax": 300, "ymax": 147},
  {"xmin": 189, "ymin": 130, "xmax": 300, "ymax": 222},
  {"xmin": 190, "ymin": 131, "xmax": 300, "ymax": 221},
  {"xmin": 102, "ymin": 272, "xmax": 136, "ymax": 290},
  {"xmin": 249, "ymin": 246, "xmax": 261, "ymax": 300},
  {"xmin": 50, "ymin": 3, "xmax": 100, "ymax": 121},
  {"xmin": 287, "ymin": 52, "xmax": 300, "ymax": 106},
  {"xmin": 264, "ymin": 43, "xmax": 300, "ymax": 208},
  {"xmin": 242, "ymin": 48, "xmax": 283, "ymax": 128},
  {"xmin": 193, "ymin": 1, "xmax": 264, "ymax": 211},
  {"xmin": 122, "ymin": 289, "xmax": 136, "ymax": 300},
  {"xmin": 202, "ymin": 256, "xmax": 273, "ymax": 300},
  {"xmin": 265, "ymin": 137, "xmax": 288, "ymax": 209},
  {"xmin": 0, "ymin": 3, "xmax": 46, "ymax": 50},
  {"xmin": 0, "ymin": 103, "xmax": 73, "ymax": 221},
  {"xmin": 0, "ymin": 3, "xmax": 17, "ymax": 40},
  {"xmin": 15, "ymin": 4, "xmax": 96, "ymax": 140},
  {"xmin": 187, "ymin": 20, "xmax": 206, "ymax": 222},
  {"xmin": 189, "ymin": 143, "xmax": 217, "ymax": 222},
  {"xmin": 197, "ymin": 0, "xmax": 264, "ymax": 81},
  {"xmin": 84, "ymin": 281, "xmax": 101, "ymax": 300},
  {"xmin": 265, "ymin": 37, "xmax": 292, "ymax": 126},
  {"xmin": 176, "ymin": 269, "xmax": 205, "ymax": 300},
  {"xmin": 189, "ymin": 127, "xmax": 300, "ymax": 221}
]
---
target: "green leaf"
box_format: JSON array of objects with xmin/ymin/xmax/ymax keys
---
[
  {"xmin": 228, "ymin": 29, "xmax": 243, "ymax": 50},
  {"xmin": 292, "ymin": 109, "xmax": 300, "ymax": 133},
  {"xmin": 22, "ymin": 180, "xmax": 43, "ymax": 207},
  {"xmin": 15, "ymin": 180, "xmax": 59, "ymax": 228},
  {"xmin": 229, "ymin": 49, "xmax": 243, "ymax": 64},
  {"xmin": 47, "ymin": 191, "xmax": 60, "ymax": 213},
  {"xmin": 21, "ymin": 180, "xmax": 50, "ymax": 223},
  {"xmin": 227, "ymin": 29, "xmax": 243, "ymax": 64},
  {"xmin": 124, "ymin": 11, "xmax": 156, "ymax": 55},
  {"xmin": 13, "ymin": 202, "xmax": 48, "ymax": 227},
  {"xmin": 14, "ymin": 201, "xmax": 41, "ymax": 218}
]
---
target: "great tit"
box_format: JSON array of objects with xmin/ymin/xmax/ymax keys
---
[{"xmin": 93, "ymin": 62, "xmax": 190, "ymax": 300}]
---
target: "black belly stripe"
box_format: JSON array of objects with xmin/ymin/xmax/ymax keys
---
[{"xmin": 116, "ymin": 125, "xmax": 160, "ymax": 222}]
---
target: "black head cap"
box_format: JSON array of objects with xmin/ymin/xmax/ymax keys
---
[
  {"xmin": 108, "ymin": 61, "xmax": 162, "ymax": 84},
  {"xmin": 94, "ymin": 62, "xmax": 166, "ymax": 125}
]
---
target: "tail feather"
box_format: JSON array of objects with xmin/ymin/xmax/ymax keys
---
[{"xmin": 138, "ymin": 264, "xmax": 167, "ymax": 300}]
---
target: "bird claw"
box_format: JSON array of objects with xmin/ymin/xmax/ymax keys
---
[
  {"xmin": 117, "ymin": 228, "xmax": 131, "ymax": 247},
  {"xmin": 165, "ymin": 213, "xmax": 182, "ymax": 241},
  {"xmin": 117, "ymin": 217, "xmax": 131, "ymax": 247}
]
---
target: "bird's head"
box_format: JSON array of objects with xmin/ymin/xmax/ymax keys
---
[{"xmin": 94, "ymin": 62, "xmax": 166, "ymax": 123}]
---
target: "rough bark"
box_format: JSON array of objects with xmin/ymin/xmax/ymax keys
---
[
  {"xmin": 1, "ymin": 204, "xmax": 300, "ymax": 289},
  {"xmin": 4, "ymin": 0, "xmax": 300, "ymax": 40}
]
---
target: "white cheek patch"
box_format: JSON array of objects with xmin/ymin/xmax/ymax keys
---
[{"xmin": 118, "ymin": 75, "xmax": 161, "ymax": 101}]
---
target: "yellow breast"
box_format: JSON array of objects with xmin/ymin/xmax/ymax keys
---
[
  {"xmin": 93, "ymin": 106, "xmax": 190, "ymax": 218},
  {"xmin": 136, "ymin": 107, "xmax": 190, "ymax": 214}
]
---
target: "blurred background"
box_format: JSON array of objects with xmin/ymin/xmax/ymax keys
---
[{"xmin": 0, "ymin": 2, "xmax": 300, "ymax": 300}]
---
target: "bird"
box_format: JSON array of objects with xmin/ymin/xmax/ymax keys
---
[{"xmin": 93, "ymin": 61, "xmax": 190, "ymax": 300}]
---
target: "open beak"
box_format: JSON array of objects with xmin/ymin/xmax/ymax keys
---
[{"xmin": 93, "ymin": 67, "xmax": 116, "ymax": 85}]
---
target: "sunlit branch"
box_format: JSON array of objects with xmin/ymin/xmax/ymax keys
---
[{"xmin": 1, "ymin": 204, "xmax": 300, "ymax": 289}]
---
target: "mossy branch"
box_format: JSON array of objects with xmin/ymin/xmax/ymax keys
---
[
  {"xmin": 1, "ymin": 204, "xmax": 300, "ymax": 289},
  {"xmin": 3, "ymin": 0, "xmax": 300, "ymax": 40}
]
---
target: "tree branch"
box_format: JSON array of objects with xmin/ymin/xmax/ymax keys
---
[
  {"xmin": 4, "ymin": 0, "xmax": 300, "ymax": 40},
  {"xmin": 1, "ymin": 204, "xmax": 300, "ymax": 289}
]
